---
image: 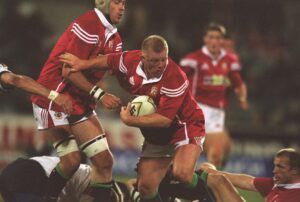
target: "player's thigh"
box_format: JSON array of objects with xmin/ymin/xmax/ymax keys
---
[
  {"xmin": 138, "ymin": 157, "xmax": 171, "ymax": 191},
  {"xmin": 172, "ymin": 144, "xmax": 201, "ymax": 181},
  {"xmin": 39, "ymin": 124, "xmax": 73, "ymax": 143},
  {"xmin": 70, "ymin": 115, "xmax": 104, "ymax": 144},
  {"xmin": 71, "ymin": 115, "xmax": 112, "ymax": 167}
]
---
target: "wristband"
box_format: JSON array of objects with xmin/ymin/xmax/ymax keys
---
[
  {"xmin": 48, "ymin": 90, "xmax": 59, "ymax": 101},
  {"xmin": 90, "ymin": 85, "xmax": 106, "ymax": 100}
]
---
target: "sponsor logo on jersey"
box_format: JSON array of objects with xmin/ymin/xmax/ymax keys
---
[{"xmin": 203, "ymin": 75, "xmax": 228, "ymax": 86}]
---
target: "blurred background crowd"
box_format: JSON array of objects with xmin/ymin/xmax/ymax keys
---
[{"xmin": 0, "ymin": 0, "xmax": 299, "ymax": 189}]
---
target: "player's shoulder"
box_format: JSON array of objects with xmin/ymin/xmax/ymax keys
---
[
  {"xmin": 224, "ymin": 52, "xmax": 240, "ymax": 62},
  {"xmin": 122, "ymin": 50, "xmax": 142, "ymax": 64},
  {"xmin": 163, "ymin": 59, "xmax": 188, "ymax": 87},
  {"xmin": 72, "ymin": 10, "xmax": 103, "ymax": 34}
]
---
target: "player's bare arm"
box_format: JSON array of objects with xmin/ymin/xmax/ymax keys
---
[
  {"xmin": 120, "ymin": 102, "xmax": 172, "ymax": 128},
  {"xmin": 62, "ymin": 64, "xmax": 121, "ymax": 109},
  {"xmin": 234, "ymin": 83, "xmax": 249, "ymax": 110},
  {"xmin": 59, "ymin": 53, "xmax": 110, "ymax": 72},
  {"xmin": 1, "ymin": 72, "xmax": 73, "ymax": 114}
]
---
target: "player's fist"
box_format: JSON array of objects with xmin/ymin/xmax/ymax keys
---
[
  {"xmin": 99, "ymin": 93, "xmax": 121, "ymax": 109},
  {"xmin": 53, "ymin": 94, "xmax": 73, "ymax": 114}
]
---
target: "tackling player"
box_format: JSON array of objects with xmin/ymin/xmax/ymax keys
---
[
  {"xmin": 203, "ymin": 148, "xmax": 300, "ymax": 202},
  {"xmin": 30, "ymin": 0, "xmax": 125, "ymax": 201},
  {"xmin": 0, "ymin": 63, "xmax": 72, "ymax": 114},
  {"xmin": 179, "ymin": 23, "xmax": 249, "ymax": 169}
]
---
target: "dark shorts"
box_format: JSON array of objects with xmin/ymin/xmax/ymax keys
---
[{"xmin": 0, "ymin": 158, "xmax": 47, "ymax": 201}]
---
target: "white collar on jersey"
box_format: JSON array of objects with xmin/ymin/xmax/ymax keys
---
[
  {"xmin": 274, "ymin": 182, "xmax": 300, "ymax": 189},
  {"xmin": 202, "ymin": 46, "xmax": 226, "ymax": 65},
  {"xmin": 136, "ymin": 60, "xmax": 168, "ymax": 85},
  {"xmin": 94, "ymin": 8, "xmax": 118, "ymax": 45}
]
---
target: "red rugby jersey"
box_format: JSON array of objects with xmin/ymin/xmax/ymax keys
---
[
  {"xmin": 31, "ymin": 8, "xmax": 122, "ymax": 114},
  {"xmin": 107, "ymin": 50, "xmax": 205, "ymax": 144},
  {"xmin": 180, "ymin": 46, "xmax": 244, "ymax": 108}
]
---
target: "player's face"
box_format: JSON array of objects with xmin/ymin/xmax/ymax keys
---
[
  {"xmin": 142, "ymin": 49, "xmax": 168, "ymax": 79},
  {"xmin": 204, "ymin": 30, "xmax": 223, "ymax": 55},
  {"xmin": 109, "ymin": 0, "xmax": 125, "ymax": 24},
  {"xmin": 273, "ymin": 156, "xmax": 294, "ymax": 184}
]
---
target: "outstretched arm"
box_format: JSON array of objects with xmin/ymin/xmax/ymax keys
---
[
  {"xmin": 1, "ymin": 72, "xmax": 73, "ymax": 114},
  {"xmin": 59, "ymin": 53, "xmax": 110, "ymax": 72},
  {"xmin": 62, "ymin": 63, "xmax": 121, "ymax": 109},
  {"xmin": 201, "ymin": 165, "xmax": 257, "ymax": 192}
]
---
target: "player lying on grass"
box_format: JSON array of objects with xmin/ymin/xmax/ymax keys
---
[
  {"xmin": 0, "ymin": 156, "xmax": 130, "ymax": 202},
  {"xmin": 202, "ymin": 148, "xmax": 300, "ymax": 202},
  {"xmin": 0, "ymin": 63, "xmax": 72, "ymax": 114}
]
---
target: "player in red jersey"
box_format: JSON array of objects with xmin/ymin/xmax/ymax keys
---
[
  {"xmin": 179, "ymin": 23, "xmax": 249, "ymax": 169},
  {"xmin": 30, "ymin": 0, "xmax": 125, "ymax": 201},
  {"xmin": 0, "ymin": 63, "xmax": 72, "ymax": 114},
  {"xmin": 202, "ymin": 148, "xmax": 300, "ymax": 202},
  {"xmin": 59, "ymin": 35, "xmax": 216, "ymax": 202}
]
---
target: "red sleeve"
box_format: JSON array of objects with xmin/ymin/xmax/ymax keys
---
[
  {"xmin": 228, "ymin": 56, "xmax": 244, "ymax": 87},
  {"xmin": 229, "ymin": 71, "xmax": 243, "ymax": 87},
  {"xmin": 107, "ymin": 52, "xmax": 124, "ymax": 75},
  {"xmin": 179, "ymin": 57, "xmax": 197, "ymax": 92},
  {"xmin": 66, "ymin": 20, "xmax": 100, "ymax": 59},
  {"xmin": 157, "ymin": 66, "xmax": 189, "ymax": 120},
  {"xmin": 253, "ymin": 177, "xmax": 274, "ymax": 197}
]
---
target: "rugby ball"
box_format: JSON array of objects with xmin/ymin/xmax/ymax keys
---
[{"xmin": 130, "ymin": 95, "xmax": 156, "ymax": 116}]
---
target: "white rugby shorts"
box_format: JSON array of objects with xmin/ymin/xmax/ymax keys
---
[
  {"xmin": 32, "ymin": 103, "xmax": 96, "ymax": 130},
  {"xmin": 198, "ymin": 102, "xmax": 225, "ymax": 133}
]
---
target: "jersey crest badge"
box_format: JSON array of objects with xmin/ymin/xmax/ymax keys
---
[
  {"xmin": 54, "ymin": 112, "xmax": 62, "ymax": 119},
  {"xmin": 149, "ymin": 86, "xmax": 158, "ymax": 98}
]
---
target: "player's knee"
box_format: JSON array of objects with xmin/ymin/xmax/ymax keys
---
[
  {"xmin": 172, "ymin": 167, "xmax": 194, "ymax": 184},
  {"xmin": 80, "ymin": 134, "xmax": 109, "ymax": 158},
  {"xmin": 92, "ymin": 150, "xmax": 114, "ymax": 172},
  {"xmin": 53, "ymin": 136, "xmax": 80, "ymax": 157},
  {"xmin": 137, "ymin": 180, "xmax": 156, "ymax": 197},
  {"xmin": 60, "ymin": 152, "xmax": 82, "ymax": 172}
]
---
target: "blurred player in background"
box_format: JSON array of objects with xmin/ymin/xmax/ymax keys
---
[
  {"xmin": 203, "ymin": 148, "xmax": 300, "ymax": 202},
  {"xmin": 0, "ymin": 63, "xmax": 72, "ymax": 114},
  {"xmin": 30, "ymin": 0, "xmax": 125, "ymax": 201},
  {"xmin": 179, "ymin": 23, "xmax": 249, "ymax": 169},
  {"xmin": 59, "ymin": 35, "xmax": 215, "ymax": 202},
  {"xmin": 0, "ymin": 156, "xmax": 130, "ymax": 202}
]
